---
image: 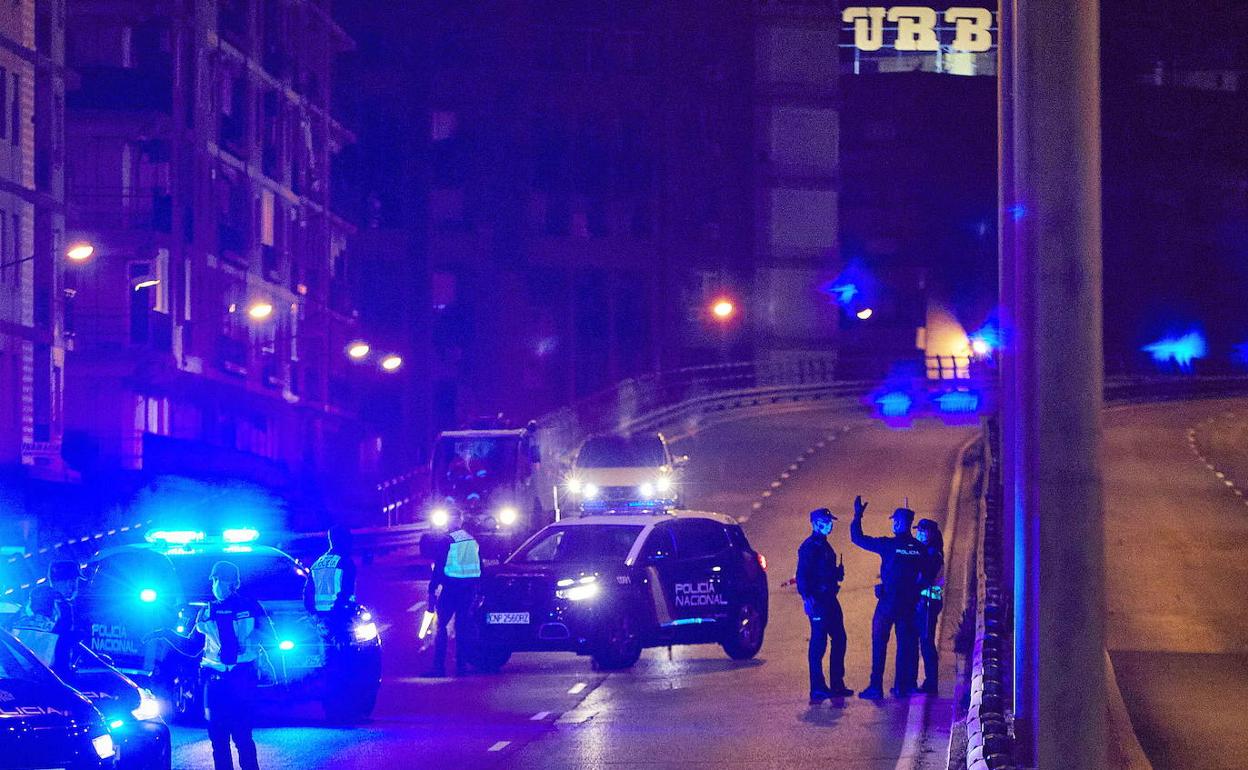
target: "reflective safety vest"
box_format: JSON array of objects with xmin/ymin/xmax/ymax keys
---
[
  {"xmin": 443, "ymin": 529, "xmax": 481, "ymax": 579},
  {"xmin": 196, "ymin": 595, "xmax": 268, "ymax": 672},
  {"xmin": 310, "ymin": 553, "xmax": 354, "ymax": 612}
]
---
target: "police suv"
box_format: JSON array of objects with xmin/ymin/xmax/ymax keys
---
[
  {"xmin": 0, "ymin": 628, "xmax": 119, "ymax": 770},
  {"xmin": 472, "ymin": 510, "xmax": 768, "ymax": 670},
  {"xmin": 77, "ymin": 529, "xmax": 381, "ymax": 723}
]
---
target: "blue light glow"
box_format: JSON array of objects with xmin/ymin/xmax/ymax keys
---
[
  {"xmin": 876, "ymin": 391, "xmax": 914, "ymax": 417},
  {"xmin": 139, "ymin": 588, "xmax": 158, "ymax": 603},
  {"xmin": 936, "ymin": 391, "xmax": 981, "ymax": 414},
  {"xmin": 829, "ymin": 283, "xmax": 859, "ymax": 305},
  {"xmin": 1008, "ymin": 203, "xmax": 1028, "ymax": 221},
  {"xmin": 1143, "ymin": 331, "xmax": 1206, "ymax": 369},
  {"xmin": 279, "ymin": 639, "xmax": 295, "ymax": 651}
]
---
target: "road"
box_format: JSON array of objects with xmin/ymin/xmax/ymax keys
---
[
  {"xmin": 171, "ymin": 406, "xmax": 975, "ymax": 769},
  {"xmin": 1104, "ymin": 398, "xmax": 1248, "ymax": 770}
]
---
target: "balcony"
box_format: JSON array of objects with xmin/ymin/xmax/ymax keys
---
[{"xmin": 69, "ymin": 188, "xmax": 173, "ymax": 233}]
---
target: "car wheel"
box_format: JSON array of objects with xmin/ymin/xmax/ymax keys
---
[
  {"xmin": 591, "ymin": 614, "xmax": 642, "ymax": 670},
  {"xmin": 721, "ymin": 601, "xmax": 766, "ymax": 660}
]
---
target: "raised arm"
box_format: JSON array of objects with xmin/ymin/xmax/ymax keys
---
[{"xmin": 850, "ymin": 496, "xmax": 889, "ymax": 554}]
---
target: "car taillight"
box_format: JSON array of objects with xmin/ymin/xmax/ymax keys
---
[{"xmin": 756, "ymin": 553, "xmax": 767, "ymax": 571}]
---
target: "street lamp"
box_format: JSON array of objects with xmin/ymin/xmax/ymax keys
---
[
  {"xmin": 0, "ymin": 241, "xmax": 96, "ymax": 270},
  {"xmin": 856, "ymin": 308, "xmax": 873, "ymax": 320},
  {"xmin": 711, "ymin": 298, "xmax": 735, "ymax": 321},
  {"xmin": 379, "ymin": 354, "xmax": 403, "ymax": 372},
  {"xmin": 246, "ymin": 302, "xmax": 274, "ymax": 320},
  {"xmin": 346, "ymin": 341, "xmax": 371, "ymax": 359},
  {"xmin": 66, "ymin": 242, "xmax": 95, "ymax": 263}
]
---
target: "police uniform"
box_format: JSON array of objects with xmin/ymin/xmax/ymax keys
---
[
  {"xmin": 916, "ymin": 540, "xmax": 945, "ymax": 693},
  {"xmin": 851, "ymin": 512, "xmax": 926, "ymax": 695},
  {"xmin": 796, "ymin": 531, "xmax": 849, "ymax": 697},
  {"xmin": 12, "ymin": 585, "xmax": 75, "ymax": 673},
  {"xmin": 429, "ymin": 527, "xmax": 481, "ymax": 675},
  {"xmin": 305, "ymin": 548, "xmax": 358, "ymax": 642},
  {"xmin": 196, "ymin": 593, "xmax": 272, "ymax": 770}
]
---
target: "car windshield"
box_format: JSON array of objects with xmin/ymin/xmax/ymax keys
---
[
  {"xmin": 169, "ymin": 551, "xmax": 306, "ymax": 603},
  {"xmin": 0, "ymin": 630, "xmax": 57, "ymax": 684},
  {"xmin": 432, "ymin": 437, "xmax": 518, "ymax": 498},
  {"xmin": 577, "ymin": 435, "xmax": 666, "ymax": 468},
  {"xmin": 511, "ymin": 525, "xmax": 644, "ymax": 564}
]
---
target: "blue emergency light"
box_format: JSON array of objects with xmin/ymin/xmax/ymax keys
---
[
  {"xmin": 279, "ymin": 639, "xmax": 296, "ymax": 651},
  {"xmin": 222, "ymin": 528, "xmax": 261, "ymax": 544},
  {"xmin": 139, "ymin": 588, "xmax": 158, "ymax": 603},
  {"xmin": 145, "ymin": 530, "xmax": 205, "ymax": 545}
]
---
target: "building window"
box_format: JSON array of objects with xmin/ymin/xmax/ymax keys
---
[{"xmin": 10, "ymin": 73, "xmax": 19, "ymax": 146}]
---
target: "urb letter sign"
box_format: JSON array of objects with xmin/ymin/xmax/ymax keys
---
[{"xmin": 842, "ymin": 6, "xmax": 995, "ymax": 52}]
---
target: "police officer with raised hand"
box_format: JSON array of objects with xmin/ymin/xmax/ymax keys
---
[
  {"xmin": 304, "ymin": 524, "xmax": 358, "ymax": 645},
  {"xmin": 797, "ymin": 507, "xmax": 853, "ymax": 703},
  {"xmin": 423, "ymin": 509, "xmax": 482, "ymax": 677},
  {"xmin": 197, "ymin": 560, "xmax": 276, "ymax": 770},
  {"xmin": 850, "ymin": 495, "xmax": 926, "ymax": 699}
]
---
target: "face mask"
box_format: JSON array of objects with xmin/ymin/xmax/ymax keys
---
[
  {"xmin": 916, "ymin": 531, "xmax": 928, "ymax": 543},
  {"xmin": 211, "ymin": 581, "xmax": 234, "ymax": 601}
]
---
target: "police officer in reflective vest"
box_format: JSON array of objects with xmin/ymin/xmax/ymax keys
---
[
  {"xmin": 11, "ymin": 560, "xmax": 80, "ymax": 674},
  {"xmin": 797, "ymin": 508, "xmax": 853, "ymax": 702},
  {"xmin": 304, "ymin": 524, "xmax": 358, "ymax": 644},
  {"xmin": 424, "ymin": 510, "xmax": 481, "ymax": 677},
  {"xmin": 850, "ymin": 496, "xmax": 926, "ymax": 699},
  {"xmin": 196, "ymin": 561, "xmax": 276, "ymax": 770}
]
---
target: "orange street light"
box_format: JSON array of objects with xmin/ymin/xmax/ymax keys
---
[
  {"xmin": 66, "ymin": 242, "xmax": 95, "ymax": 262},
  {"xmin": 247, "ymin": 302, "xmax": 274, "ymax": 320},
  {"xmin": 856, "ymin": 308, "xmax": 873, "ymax": 320},
  {"xmin": 347, "ymin": 341, "xmax": 371, "ymax": 359},
  {"xmin": 711, "ymin": 298, "xmax": 736, "ymax": 321}
]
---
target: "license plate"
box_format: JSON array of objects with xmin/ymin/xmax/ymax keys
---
[{"xmin": 486, "ymin": 612, "xmax": 530, "ymax": 625}]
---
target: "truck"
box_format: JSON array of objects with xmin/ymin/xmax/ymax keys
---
[{"xmin": 423, "ymin": 419, "xmax": 554, "ymax": 559}]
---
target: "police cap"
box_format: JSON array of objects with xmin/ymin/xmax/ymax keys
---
[
  {"xmin": 809, "ymin": 507, "xmax": 838, "ymax": 523},
  {"xmin": 210, "ymin": 560, "xmax": 241, "ymax": 585},
  {"xmin": 891, "ymin": 507, "xmax": 916, "ymax": 524}
]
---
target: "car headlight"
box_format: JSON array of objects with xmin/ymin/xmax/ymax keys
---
[
  {"xmin": 555, "ymin": 575, "xmax": 599, "ymax": 601},
  {"xmin": 582, "ymin": 483, "xmax": 600, "ymax": 500},
  {"xmin": 131, "ymin": 688, "xmax": 162, "ymax": 721},
  {"xmin": 430, "ymin": 507, "xmax": 450, "ymax": 528},
  {"xmin": 353, "ymin": 621, "xmax": 380, "ymax": 643},
  {"xmin": 497, "ymin": 506, "xmax": 518, "ymax": 526},
  {"xmin": 92, "ymin": 733, "xmax": 116, "ymax": 760},
  {"xmin": 565, "ymin": 478, "xmax": 583, "ymax": 495},
  {"xmin": 655, "ymin": 476, "xmax": 673, "ymax": 494},
  {"xmin": 638, "ymin": 482, "xmax": 655, "ymax": 498}
]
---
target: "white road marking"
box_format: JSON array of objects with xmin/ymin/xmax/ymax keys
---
[
  {"xmin": 408, "ymin": 600, "xmax": 427, "ymax": 613},
  {"xmin": 567, "ymin": 682, "xmax": 587, "ymax": 694},
  {"xmin": 531, "ymin": 711, "xmax": 550, "ymax": 720},
  {"xmin": 789, "ymin": 464, "xmax": 799, "ymax": 471},
  {"xmin": 488, "ymin": 741, "xmax": 510, "ymax": 752},
  {"xmin": 770, "ymin": 480, "xmax": 781, "ymax": 488},
  {"xmin": 1224, "ymin": 479, "xmax": 1235, "ymax": 487},
  {"xmin": 751, "ymin": 502, "xmax": 762, "ymax": 510},
  {"xmin": 1215, "ymin": 471, "xmax": 1226, "ymax": 479},
  {"xmin": 761, "ymin": 490, "xmax": 772, "ymax": 498}
]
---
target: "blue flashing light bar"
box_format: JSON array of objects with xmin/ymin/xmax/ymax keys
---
[
  {"xmin": 278, "ymin": 640, "xmax": 296, "ymax": 651},
  {"xmin": 145, "ymin": 530, "xmax": 205, "ymax": 545},
  {"xmin": 222, "ymin": 528, "xmax": 261, "ymax": 544},
  {"xmin": 876, "ymin": 391, "xmax": 914, "ymax": 418},
  {"xmin": 139, "ymin": 588, "xmax": 158, "ymax": 603},
  {"xmin": 937, "ymin": 390, "xmax": 981, "ymax": 414},
  {"xmin": 662, "ymin": 618, "xmax": 713, "ymax": 627}
]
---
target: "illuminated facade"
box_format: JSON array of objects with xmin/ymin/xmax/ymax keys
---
[
  {"xmin": 0, "ymin": 0, "xmax": 70, "ymax": 484},
  {"xmin": 60, "ymin": 0, "xmax": 371, "ymax": 520}
]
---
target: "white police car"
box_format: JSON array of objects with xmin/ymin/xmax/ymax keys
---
[
  {"xmin": 472, "ymin": 510, "xmax": 768, "ymax": 670},
  {"xmin": 77, "ymin": 529, "xmax": 381, "ymax": 723},
  {"xmin": 561, "ymin": 433, "xmax": 687, "ymax": 514}
]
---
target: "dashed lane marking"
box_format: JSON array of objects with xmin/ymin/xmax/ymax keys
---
[
  {"xmin": 488, "ymin": 741, "xmax": 510, "ymax": 752},
  {"xmin": 567, "ymin": 682, "xmax": 587, "ymax": 695},
  {"xmin": 531, "ymin": 711, "xmax": 550, "ymax": 721}
]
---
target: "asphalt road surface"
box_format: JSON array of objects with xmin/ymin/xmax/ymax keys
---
[
  {"xmin": 171, "ymin": 406, "xmax": 975, "ymax": 769},
  {"xmin": 1105, "ymin": 399, "xmax": 1248, "ymax": 770}
]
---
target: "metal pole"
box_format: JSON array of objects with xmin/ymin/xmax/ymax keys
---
[{"xmin": 1012, "ymin": 0, "xmax": 1105, "ymax": 768}]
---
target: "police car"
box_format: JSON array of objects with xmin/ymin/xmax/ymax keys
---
[
  {"xmin": 472, "ymin": 510, "xmax": 768, "ymax": 670},
  {"xmin": 76, "ymin": 529, "xmax": 381, "ymax": 723},
  {"xmin": 0, "ymin": 627, "xmax": 119, "ymax": 769}
]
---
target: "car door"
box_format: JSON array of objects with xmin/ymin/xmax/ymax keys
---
[{"xmin": 664, "ymin": 519, "xmax": 734, "ymax": 627}]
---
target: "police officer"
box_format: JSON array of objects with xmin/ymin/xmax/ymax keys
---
[
  {"xmin": 304, "ymin": 524, "xmax": 358, "ymax": 645},
  {"xmin": 850, "ymin": 496, "xmax": 926, "ymax": 699},
  {"xmin": 11, "ymin": 560, "xmax": 80, "ymax": 674},
  {"xmin": 797, "ymin": 507, "xmax": 853, "ymax": 702},
  {"xmin": 423, "ymin": 510, "xmax": 481, "ymax": 677},
  {"xmin": 915, "ymin": 518, "xmax": 945, "ymax": 694},
  {"xmin": 196, "ymin": 561, "xmax": 276, "ymax": 770}
]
